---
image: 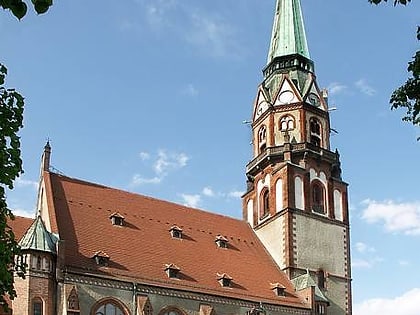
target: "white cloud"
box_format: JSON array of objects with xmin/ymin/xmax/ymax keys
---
[
  {"xmin": 361, "ymin": 199, "xmax": 420, "ymax": 235},
  {"xmin": 144, "ymin": 0, "xmax": 178, "ymax": 29},
  {"xmin": 354, "ymin": 242, "xmax": 376, "ymax": 253},
  {"xmin": 354, "ymin": 288, "xmax": 420, "ymax": 315},
  {"xmin": 180, "ymin": 194, "xmax": 201, "ymax": 208},
  {"xmin": 228, "ymin": 190, "xmax": 244, "ymax": 199},
  {"xmin": 182, "ymin": 83, "xmax": 199, "ymax": 97},
  {"xmin": 139, "ymin": 152, "xmax": 150, "ymax": 160},
  {"xmin": 328, "ymin": 82, "xmax": 347, "ymax": 95},
  {"xmin": 10, "ymin": 207, "xmax": 35, "ymax": 219},
  {"xmin": 186, "ymin": 12, "xmax": 237, "ymax": 57},
  {"xmin": 131, "ymin": 174, "xmax": 162, "ymax": 185},
  {"xmin": 154, "ymin": 150, "xmax": 189, "ymax": 175},
  {"xmin": 352, "ymin": 256, "xmax": 383, "ymax": 269},
  {"xmin": 355, "ymin": 79, "xmax": 376, "ymax": 96},
  {"xmin": 131, "ymin": 150, "xmax": 190, "ymax": 186},
  {"xmin": 202, "ymin": 187, "xmax": 215, "ymax": 197},
  {"xmin": 398, "ymin": 260, "xmax": 410, "ymax": 266},
  {"xmin": 14, "ymin": 178, "xmax": 38, "ymax": 190}
]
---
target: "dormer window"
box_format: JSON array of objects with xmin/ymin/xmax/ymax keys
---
[
  {"xmin": 217, "ymin": 273, "xmax": 233, "ymax": 287},
  {"xmin": 109, "ymin": 212, "xmax": 125, "ymax": 226},
  {"xmin": 92, "ymin": 250, "xmax": 110, "ymax": 266},
  {"xmin": 165, "ymin": 263, "xmax": 180, "ymax": 278},
  {"xmin": 215, "ymin": 235, "xmax": 229, "ymax": 248},
  {"xmin": 271, "ymin": 283, "xmax": 286, "ymax": 297},
  {"xmin": 169, "ymin": 225, "xmax": 183, "ymax": 239}
]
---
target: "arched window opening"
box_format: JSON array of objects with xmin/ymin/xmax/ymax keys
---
[
  {"xmin": 92, "ymin": 299, "xmax": 128, "ymax": 315},
  {"xmin": 310, "ymin": 118, "xmax": 322, "ymax": 147},
  {"xmin": 280, "ymin": 115, "xmax": 295, "ymax": 131},
  {"xmin": 159, "ymin": 307, "xmax": 185, "ymax": 315},
  {"xmin": 312, "ymin": 182, "xmax": 325, "ymax": 214},
  {"xmin": 33, "ymin": 298, "xmax": 43, "ymax": 315},
  {"xmin": 36, "ymin": 256, "xmax": 42, "ymax": 270},
  {"xmin": 258, "ymin": 125, "xmax": 267, "ymax": 152},
  {"xmin": 260, "ymin": 189, "xmax": 270, "ymax": 219}
]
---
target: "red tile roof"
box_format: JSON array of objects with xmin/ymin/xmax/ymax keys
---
[
  {"xmin": 46, "ymin": 172, "xmax": 308, "ymax": 308},
  {"xmin": 8, "ymin": 215, "xmax": 34, "ymax": 241}
]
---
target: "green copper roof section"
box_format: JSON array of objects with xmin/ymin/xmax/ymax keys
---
[
  {"xmin": 19, "ymin": 216, "xmax": 57, "ymax": 254},
  {"xmin": 267, "ymin": 0, "xmax": 310, "ymax": 63},
  {"xmin": 291, "ymin": 272, "xmax": 329, "ymax": 303}
]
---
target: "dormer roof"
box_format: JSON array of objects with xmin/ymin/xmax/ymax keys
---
[{"xmin": 292, "ymin": 272, "xmax": 329, "ymax": 303}]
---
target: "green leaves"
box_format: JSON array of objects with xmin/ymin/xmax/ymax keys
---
[
  {"xmin": 368, "ymin": 0, "xmax": 411, "ymax": 5},
  {"xmin": 0, "ymin": 0, "xmax": 52, "ymax": 19},
  {"xmin": 0, "ymin": 63, "xmax": 26, "ymax": 312}
]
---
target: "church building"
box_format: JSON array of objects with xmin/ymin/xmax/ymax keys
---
[{"xmin": 7, "ymin": 0, "xmax": 352, "ymax": 314}]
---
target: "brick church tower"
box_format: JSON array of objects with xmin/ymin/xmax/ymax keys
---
[{"xmin": 242, "ymin": 1, "xmax": 352, "ymax": 314}]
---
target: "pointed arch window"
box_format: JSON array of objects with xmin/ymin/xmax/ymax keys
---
[
  {"xmin": 310, "ymin": 118, "xmax": 322, "ymax": 147},
  {"xmin": 280, "ymin": 115, "xmax": 295, "ymax": 131},
  {"xmin": 312, "ymin": 181, "xmax": 326, "ymax": 214},
  {"xmin": 92, "ymin": 298, "xmax": 128, "ymax": 315},
  {"xmin": 260, "ymin": 188, "xmax": 270, "ymax": 219},
  {"xmin": 258, "ymin": 125, "xmax": 267, "ymax": 152}
]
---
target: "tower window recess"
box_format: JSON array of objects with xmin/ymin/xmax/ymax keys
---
[
  {"xmin": 217, "ymin": 273, "xmax": 233, "ymax": 287},
  {"xmin": 280, "ymin": 115, "xmax": 295, "ymax": 131},
  {"xmin": 310, "ymin": 118, "xmax": 322, "ymax": 147},
  {"xmin": 215, "ymin": 235, "xmax": 229, "ymax": 248},
  {"xmin": 109, "ymin": 212, "xmax": 125, "ymax": 226},
  {"xmin": 317, "ymin": 269, "xmax": 326, "ymax": 290},
  {"xmin": 33, "ymin": 298, "xmax": 43, "ymax": 315},
  {"xmin": 260, "ymin": 189, "xmax": 270, "ymax": 219},
  {"xmin": 92, "ymin": 250, "xmax": 110, "ymax": 266},
  {"xmin": 165, "ymin": 263, "xmax": 181, "ymax": 279},
  {"xmin": 311, "ymin": 182, "xmax": 325, "ymax": 214},
  {"xmin": 258, "ymin": 125, "xmax": 267, "ymax": 152},
  {"xmin": 271, "ymin": 283, "xmax": 286, "ymax": 296},
  {"xmin": 169, "ymin": 225, "xmax": 183, "ymax": 239}
]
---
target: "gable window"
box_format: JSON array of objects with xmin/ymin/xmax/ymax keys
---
[
  {"xmin": 217, "ymin": 273, "xmax": 233, "ymax": 287},
  {"xmin": 260, "ymin": 189, "xmax": 270, "ymax": 219},
  {"xmin": 109, "ymin": 212, "xmax": 125, "ymax": 226},
  {"xmin": 258, "ymin": 125, "xmax": 267, "ymax": 152},
  {"xmin": 310, "ymin": 118, "xmax": 322, "ymax": 147},
  {"xmin": 165, "ymin": 263, "xmax": 181, "ymax": 279},
  {"xmin": 169, "ymin": 225, "xmax": 183, "ymax": 239},
  {"xmin": 33, "ymin": 299, "xmax": 43, "ymax": 315},
  {"xmin": 215, "ymin": 235, "xmax": 229, "ymax": 248},
  {"xmin": 280, "ymin": 115, "xmax": 295, "ymax": 131},
  {"xmin": 312, "ymin": 181, "xmax": 325, "ymax": 214}
]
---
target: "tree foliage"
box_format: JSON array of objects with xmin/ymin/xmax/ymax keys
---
[
  {"xmin": 0, "ymin": 63, "xmax": 26, "ymax": 311},
  {"xmin": 369, "ymin": 0, "xmax": 420, "ymax": 138},
  {"xmin": 0, "ymin": 0, "xmax": 52, "ymax": 19}
]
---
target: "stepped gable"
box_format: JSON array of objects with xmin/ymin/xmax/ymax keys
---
[{"xmin": 45, "ymin": 171, "xmax": 308, "ymax": 308}]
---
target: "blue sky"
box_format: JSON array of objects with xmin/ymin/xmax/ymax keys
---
[{"xmin": 2, "ymin": 0, "xmax": 420, "ymax": 314}]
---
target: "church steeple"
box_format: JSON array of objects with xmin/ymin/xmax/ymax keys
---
[
  {"xmin": 267, "ymin": 0, "xmax": 310, "ymax": 63},
  {"xmin": 242, "ymin": 1, "xmax": 352, "ymax": 314}
]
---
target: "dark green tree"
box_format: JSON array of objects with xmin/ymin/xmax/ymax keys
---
[
  {"xmin": 1, "ymin": 0, "xmax": 52, "ymax": 19},
  {"xmin": 369, "ymin": 0, "xmax": 420, "ymax": 138},
  {"xmin": 0, "ymin": 64, "xmax": 26, "ymax": 311},
  {"xmin": 1, "ymin": 1, "xmax": 52, "ymax": 311}
]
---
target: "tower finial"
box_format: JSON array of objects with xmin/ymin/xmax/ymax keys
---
[
  {"xmin": 267, "ymin": 0, "xmax": 310, "ymax": 64},
  {"xmin": 41, "ymin": 139, "xmax": 51, "ymax": 173}
]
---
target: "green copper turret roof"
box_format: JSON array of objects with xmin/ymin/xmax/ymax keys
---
[
  {"xmin": 267, "ymin": 0, "xmax": 310, "ymax": 63},
  {"xmin": 19, "ymin": 216, "xmax": 57, "ymax": 254}
]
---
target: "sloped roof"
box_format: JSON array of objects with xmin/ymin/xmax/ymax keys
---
[
  {"xmin": 7, "ymin": 215, "xmax": 34, "ymax": 241},
  {"xmin": 291, "ymin": 272, "xmax": 329, "ymax": 303},
  {"xmin": 45, "ymin": 171, "xmax": 309, "ymax": 308},
  {"xmin": 19, "ymin": 216, "xmax": 57, "ymax": 254}
]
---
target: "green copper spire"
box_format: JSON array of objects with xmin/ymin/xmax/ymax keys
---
[{"xmin": 267, "ymin": 0, "xmax": 310, "ymax": 63}]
